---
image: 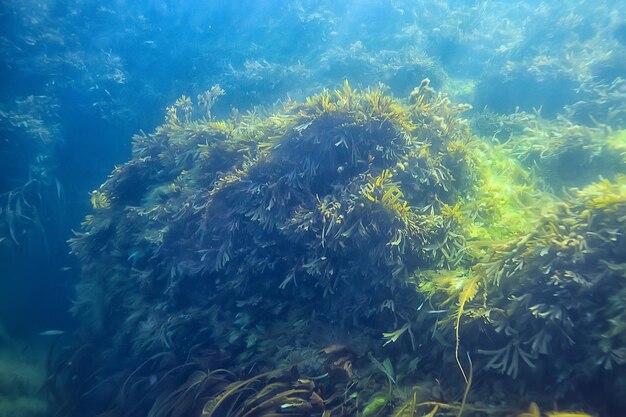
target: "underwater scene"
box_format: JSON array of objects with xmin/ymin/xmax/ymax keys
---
[{"xmin": 1, "ymin": 0, "xmax": 626, "ymax": 416}]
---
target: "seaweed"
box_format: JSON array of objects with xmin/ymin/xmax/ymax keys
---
[{"xmin": 52, "ymin": 81, "xmax": 620, "ymax": 417}]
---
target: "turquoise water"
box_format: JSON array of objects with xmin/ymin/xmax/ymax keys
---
[{"xmin": 1, "ymin": 1, "xmax": 625, "ymax": 416}]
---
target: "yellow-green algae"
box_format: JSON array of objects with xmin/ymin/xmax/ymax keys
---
[{"xmin": 52, "ymin": 82, "xmax": 625, "ymax": 417}]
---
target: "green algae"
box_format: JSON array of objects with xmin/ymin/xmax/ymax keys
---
[{"xmin": 52, "ymin": 82, "xmax": 625, "ymax": 417}]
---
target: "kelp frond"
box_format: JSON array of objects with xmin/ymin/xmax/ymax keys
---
[{"xmin": 455, "ymin": 277, "xmax": 479, "ymax": 383}]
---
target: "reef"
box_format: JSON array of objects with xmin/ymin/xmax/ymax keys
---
[{"xmin": 52, "ymin": 82, "xmax": 626, "ymax": 417}]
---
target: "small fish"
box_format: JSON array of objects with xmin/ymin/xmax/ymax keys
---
[
  {"xmin": 128, "ymin": 251, "xmax": 140, "ymax": 263},
  {"xmin": 39, "ymin": 330, "xmax": 65, "ymax": 336}
]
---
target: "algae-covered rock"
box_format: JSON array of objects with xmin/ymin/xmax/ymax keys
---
[
  {"xmin": 60, "ymin": 82, "xmax": 476, "ymax": 415},
  {"xmin": 56, "ymin": 82, "xmax": 626, "ymax": 417},
  {"xmin": 70, "ymin": 82, "xmax": 472, "ymax": 355}
]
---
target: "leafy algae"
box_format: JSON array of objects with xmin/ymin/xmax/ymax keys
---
[{"xmin": 52, "ymin": 82, "xmax": 625, "ymax": 417}]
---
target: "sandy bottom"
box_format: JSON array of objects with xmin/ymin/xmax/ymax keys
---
[{"xmin": 0, "ymin": 328, "xmax": 49, "ymax": 417}]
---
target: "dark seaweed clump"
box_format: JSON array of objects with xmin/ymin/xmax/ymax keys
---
[{"xmin": 50, "ymin": 83, "xmax": 626, "ymax": 417}]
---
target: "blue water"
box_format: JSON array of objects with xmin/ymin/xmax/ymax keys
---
[{"xmin": 1, "ymin": 1, "xmax": 625, "ymax": 416}]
